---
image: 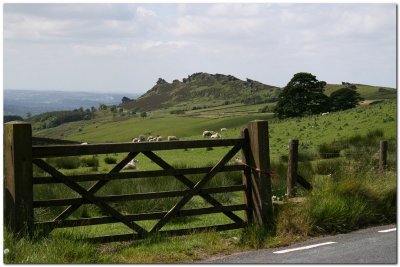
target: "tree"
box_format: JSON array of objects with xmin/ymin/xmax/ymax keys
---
[
  {"xmin": 329, "ymin": 88, "xmax": 363, "ymax": 111},
  {"xmin": 274, "ymin": 72, "xmax": 329, "ymax": 119},
  {"xmin": 26, "ymin": 112, "xmax": 32, "ymax": 119},
  {"xmin": 99, "ymin": 103, "xmax": 108, "ymax": 110}
]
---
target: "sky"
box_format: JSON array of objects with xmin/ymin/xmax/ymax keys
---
[{"xmin": 3, "ymin": 3, "xmax": 397, "ymax": 94}]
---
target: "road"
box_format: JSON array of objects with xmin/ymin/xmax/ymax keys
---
[{"xmin": 201, "ymin": 224, "xmax": 397, "ymax": 264}]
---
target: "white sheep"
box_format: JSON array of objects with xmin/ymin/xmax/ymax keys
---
[
  {"xmin": 322, "ymin": 112, "xmax": 330, "ymax": 116},
  {"xmin": 210, "ymin": 133, "xmax": 221, "ymax": 139},
  {"xmin": 168, "ymin": 136, "xmax": 178, "ymax": 141},
  {"xmin": 147, "ymin": 136, "xmax": 154, "ymax": 142},
  {"xmin": 220, "ymin": 128, "xmax": 227, "ymax": 132},
  {"xmin": 131, "ymin": 138, "xmax": 139, "ymax": 143},
  {"xmin": 80, "ymin": 142, "xmax": 88, "ymax": 145},
  {"xmin": 156, "ymin": 136, "xmax": 163, "ymax": 141},
  {"xmin": 123, "ymin": 159, "xmax": 138, "ymax": 170},
  {"xmin": 203, "ymin": 131, "xmax": 215, "ymax": 138}
]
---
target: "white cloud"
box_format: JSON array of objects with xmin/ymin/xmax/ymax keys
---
[
  {"xmin": 141, "ymin": 40, "xmax": 190, "ymax": 51},
  {"xmin": 72, "ymin": 44, "xmax": 128, "ymax": 56},
  {"xmin": 136, "ymin": 6, "xmax": 157, "ymax": 18},
  {"xmin": 3, "ymin": 3, "xmax": 397, "ymax": 92}
]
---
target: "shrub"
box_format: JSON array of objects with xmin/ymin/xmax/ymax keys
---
[
  {"xmin": 80, "ymin": 156, "xmax": 99, "ymax": 167},
  {"xmin": 104, "ymin": 156, "xmax": 117, "ymax": 164},
  {"xmin": 318, "ymin": 143, "xmax": 341, "ymax": 159},
  {"xmin": 46, "ymin": 157, "xmax": 80, "ymax": 169}
]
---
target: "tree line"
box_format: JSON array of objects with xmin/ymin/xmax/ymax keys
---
[{"xmin": 274, "ymin": 72, "xmax": 363, "ymax": 119}]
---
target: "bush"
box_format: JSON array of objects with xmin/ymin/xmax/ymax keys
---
[
  {"xmin": 104, "ymin": 156, "xmax": 117, "ymax": 164},
  {"xmin": 80, "ymin": 156, "xmax": 99, "ymax": 167},
  {"xmin": 46, "ymin": 157, "xmax": 80, "ymax": 169},
  {"xmin": 318, "ymin": 143, "xmax": 341, "ymax": 159}
]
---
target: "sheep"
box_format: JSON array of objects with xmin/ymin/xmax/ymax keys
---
[
  {"xmin": 210, "ymin": 133, "xmax": 221, "ymax": 139},
  {"xmin": 168, "ymin": 136, "xmax": 178, "ymax": 141},
  {"xmin": 80, "ymin": 142, "xmax": 88, "ymax": 145},
  {"xmin": 131, "ymin": 138, "xmax": 139, "ymax": 143},
  {"xmin": 138, "ymin": 135, "xmax": 146, "ymax": 142},
  {"xmin": 147, "ymin": 136, "xmax": 154, "ymax": 142},
  {"xmin": 220, "ymin": 128, "xmax": 227, "ymax": 132},
  {"xmin": 321, "ymin": 112, "xmax": 330, "ymax": 116},
  {"xmin": 123, "ymin": 159, "xmax": 138, "ymax": 170},
  {"xmin": 203, "ymin": 131, "xmax": 215, "ymax": 138},
  {"xmin": 156, "ymin": 136, "xmax": 163, "ymax": 141}
]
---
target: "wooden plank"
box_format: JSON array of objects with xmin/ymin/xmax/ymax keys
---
[
  {"xmin": 33, "ymin": 165, "xmax": 244, "ymax": 184},
  {"xmin": 53, "ymin": 152, "xmax": 139, "ymax": 221},
  {"xmin": 150, "ymin": 144, "xmax": 243, "ymax": 233},
  {"xmin": 32, "ymin": 138, "xmax": 245, "ymax": 158},
  {"xmin": 287, "ymin": 139, "xmax": 299, "ymax": 197},
  {"xmin": 241, "ymin": 128, "xmax": 253, "ymax": 224},
  {"xmin": 35, "ymin": 204, "xmax": 246, "ymax": 228},
  {"xmin": 87, "ymin": 222, "xmax": 246, "ymax": 243},
  {"xmin": 33, "ymin": 185, "xmax": 245, "ymax": 207},
  {"xmin": 32, "ymin": 159, "xmax": 148, "ymax": 237},
  {"xmin": 296, "ymin": 175, "xmax": 313, "ymax": 191},
  {"xmin": 4, "ymin": 122, "xmax": 34, "ymax": 235},
  {"xmin": 143, "ymin": 151, "xmax": 244, "ymax": 224}
]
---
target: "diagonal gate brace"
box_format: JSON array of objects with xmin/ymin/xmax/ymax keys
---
[
  {"xmin": 149, "ymin": 144, "xmax": 243, "ymax": 233},
  {"xmin": 53, "ymin": 152, "xmax": 139, "ymax": 222},
  {"xmin": 143, "ymin": 151, "xmax": 243, "ymax": 224},
  {"xmin": 33, "ymin": 158, "xmax": 148, "ymax": 238}
]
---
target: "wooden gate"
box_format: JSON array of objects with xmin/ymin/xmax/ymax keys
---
[{"xmin": 4, "ymin": 121, "xmax": 273, "ymax": 242}]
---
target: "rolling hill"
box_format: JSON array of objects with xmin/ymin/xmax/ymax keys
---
[{"xmin": 121, "ymin": 72, "xmax": 281, "ymax": 111}]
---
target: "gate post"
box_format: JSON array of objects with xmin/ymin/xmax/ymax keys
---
[
  {"xmin": 287, "ymin": 139, "xmax": 299, "ymax": 197},
  {"xmin": 4, "ymin": 121, "xmax": 33, "ymax": 235},
  {"xmin": 244, "ymin": 120, "xmax": 273, "ymax": 228}
]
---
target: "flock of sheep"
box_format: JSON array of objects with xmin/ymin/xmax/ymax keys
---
[
  {"xmin": 82, "ymin": 128, "xmax": 229, "ymax": 171},
  {"xmin": 131, "ymin": 135, "xmax": 178, "ymax": 143},
  {"xmin": 123, "ymin": 128, "xmax": 228, "ymax": 170},
  {"xmin": 129, "ymin": 127, "xmax": 228, "ymax": 144}
]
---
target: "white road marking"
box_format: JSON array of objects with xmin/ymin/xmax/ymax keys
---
[
  {"xmin": 378, "ymin": 228, "xmax": 396, "ymax": 233},
  {"xmin": 273, "ymin": 242, "xmax": 337, "ymax": 254}
]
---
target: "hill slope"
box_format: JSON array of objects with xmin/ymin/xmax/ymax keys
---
[{"xmin": 121, "ymin": 72, "xmax": 281, "ymax": 111}]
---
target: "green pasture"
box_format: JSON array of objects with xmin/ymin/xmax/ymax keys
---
[
  {"xmin": 33, "ymin": 100, "xmax": 396, "ymax": 162},
  {"xmin": 5, "ymin": 97, "xmax": 397, "ymax": 263}
]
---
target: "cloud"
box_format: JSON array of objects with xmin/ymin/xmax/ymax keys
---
[
  {"xmin": 141, "ymin": 40, "xmax": 190, "ymax": 51},
  {"xmin": 72, "ymin": 44, "xmax": 127, "ymax": 56},
  {"xmin": 3, "ymin": 3, "xmax": 397, "ymax": 92}
]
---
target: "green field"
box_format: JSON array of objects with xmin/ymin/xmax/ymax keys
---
[
  {"xmin": 5, "ymin": 92, "xmax": 397, "ymax": 263},
  {"xmin": 34, "ymin": 99, "xmax": 396, "ymax": 161}
]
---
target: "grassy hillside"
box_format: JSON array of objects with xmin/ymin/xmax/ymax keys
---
[
  {"xmin": 34, "ymin": 99, "xmax": 396, "ymax": 160},
  {"xmin": 121, "ymin": 72, "xmax": 280, "ymax": 111},
  {"xmin": 325, "ymin": 83, "xmax": 396, "ymax": 100}
]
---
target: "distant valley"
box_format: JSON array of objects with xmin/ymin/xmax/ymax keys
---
[{"xmin": 4, "ymin": 89, "xmax": 140, "ymax": 117}]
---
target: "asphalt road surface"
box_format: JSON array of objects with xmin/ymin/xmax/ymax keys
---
[{"xmin": 202, "ymin": 224, "xmax": 397, "ymax": 264}]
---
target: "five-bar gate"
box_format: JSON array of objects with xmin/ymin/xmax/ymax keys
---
[{"xmin": 4, "ymin": 120, "xmax": 274, "ymax": 242}]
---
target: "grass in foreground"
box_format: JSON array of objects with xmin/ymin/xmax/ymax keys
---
[{"xmin": 5, "ymin": 160, "xmax": 396, "ymax": 263}]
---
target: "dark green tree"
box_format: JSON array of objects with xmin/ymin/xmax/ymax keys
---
[
  {"xmin": 274, "ymin": 72, "xmax": 329, "ymax": 119},
  {"xmin": 329, "ymin": 88, "xmax": 363, "ymax": 111},
  {"xmin": 140, "ymin": 111, "xmax": 147, "ymax": 118}
]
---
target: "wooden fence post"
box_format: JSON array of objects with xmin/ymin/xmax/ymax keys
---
[
  {"xmin": 287, "ymin": 139, "xmax": 299, "ymax": 197},
  {"xmin": 4, "ymin": 121, "xmax": 33, "ymax": 235},
  {"xmin": 245, "ymin": 120, "xmax": 273, "ymax": 228},
  {"xmin": 379, "ymin": 140, "xmax": 388, "ymax": 173}
]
